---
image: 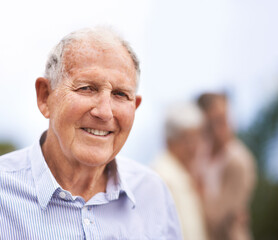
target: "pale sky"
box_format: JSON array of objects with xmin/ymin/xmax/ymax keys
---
[{"xmin": 1, "ymin": 0, "xmax": 278, "ymax": 166}]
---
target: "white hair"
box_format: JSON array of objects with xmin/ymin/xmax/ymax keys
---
[
  {"xmin": 44, "ymin": 27, "xmax": 140, "ymax": 89},
  {"xmin": 165, "ymin": 102, "xmax": 204, "ymax": 140}
]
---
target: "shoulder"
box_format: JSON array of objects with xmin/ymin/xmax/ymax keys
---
[
  {"xmin": 223, "ymin": 139, "xmax": 257, "ymax": 185},
  {"xmin": 116, "ymin": 156, "xmax": 164, "ymax": 185},
  {"xmin": 116, "ymin": 155, "xmax": 172, "ymax": 199},
  {"xmin": 152, "ymin": 151, "xmax": 190, "ymax": 188},
  {"xmin": 116, "ymin": 156, "xmax": 183, "ymax": 239},
  {"xmin": 0, "ymin": 146, "xmax": 32, "ymax": 172},
  {"xmin": 0, "ymin": 146, "xmax": 36, "ymax": 202},
  {"xmin": 226, "ymin": 138, "xmax": 256, "ymax": 168}
]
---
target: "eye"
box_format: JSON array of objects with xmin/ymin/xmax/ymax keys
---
[
  {"xmin": 77, "ymin": 86, "xmax": 96, "ymax": 92},
  {"xmin": 80, "ymin": 86, "xmax": 90, "ymax": 90},
  {"xmin": 113, "ymin": 91, "xmax": 128, "ymax": 99},
  {"xmin": 116, "ymin": 91, "xmax": 127, "ymax": 97}
]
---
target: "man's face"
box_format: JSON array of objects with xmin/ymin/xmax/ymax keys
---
[
  {"xmin": 174, "ymin": 128, "xmax": 203, "ymax": 163},
  {"xmin": 205, "ymin": 99, "xmax": 230, "ymax": 144},
  {"xmin": 43, "ymin": 42, "xmax": 141, "ymax": 167}
]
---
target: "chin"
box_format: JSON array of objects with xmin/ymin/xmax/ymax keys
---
[{"xmin": 75, "ymin": 151, "xmax": 114, "ymax": 167}]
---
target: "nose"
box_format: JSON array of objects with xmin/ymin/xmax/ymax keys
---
[{"xmin": 90, "ymin": 92, "xmax": 113, "ymax": 121}]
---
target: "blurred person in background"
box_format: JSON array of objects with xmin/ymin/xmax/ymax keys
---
[
  {"xmin": 152, "ymin": 102, "xmax": 208, "ymax": 240},
  {"xmin": 196, "ymin": 93, "xmax": 257, "ymax": 240}
]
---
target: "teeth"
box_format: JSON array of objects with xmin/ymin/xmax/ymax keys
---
[{"xmin": 84, "ymin": 128, "xmax": 109, "ymax": 136}]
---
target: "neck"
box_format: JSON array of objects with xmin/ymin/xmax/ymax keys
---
[
  {"xmin": 41, "ymin": 132, "xmax": 109, "ymax": 202},
  {"xmin": 211, "ymin": 135, "xmax": 232, "ymax": 158},
  {"xmin": 170, "ymin": 150, "xmax": 193, "ymax": 174},
  {"xmin": 180, "ymin": 157, "xmax": 192, "ymax": 172}
]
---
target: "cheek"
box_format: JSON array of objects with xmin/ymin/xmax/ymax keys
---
[
  {"xmin": 50, "ymin": 95, "xmax": 88, "ymax": 134},
  {"xmin": 114, "ymin": 103, "xmax": 136, "ymax": 131},
  {"xmin": 61, "ymin": 94, "xmax": 91, "ymax": 118}
]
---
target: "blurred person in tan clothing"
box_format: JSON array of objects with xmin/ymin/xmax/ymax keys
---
[
  {"xmin": 196, "ymin": 93, "xmax": 257, "ymax": 240},
  {"xmin": 153, "ymin": 102, "xmax": 208, "ymax": 240}
]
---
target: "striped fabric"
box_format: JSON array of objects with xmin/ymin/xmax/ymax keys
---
[{"xmin": 0, "ymin": 140, "xmax": 182, "ymax": 239}]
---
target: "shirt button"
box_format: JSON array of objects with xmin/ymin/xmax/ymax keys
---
[
  {"xmin": 84, "ymin": 218, "xmax": 91, "ymax": 226},
  {"xmin": 59, "ymin": 191, "xmax": 66, "ymax": 199}
]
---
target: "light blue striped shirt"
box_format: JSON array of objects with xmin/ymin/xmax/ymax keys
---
[{"xmin": 0, "ymin": 139, "xmax": 182, "ymax": 239}]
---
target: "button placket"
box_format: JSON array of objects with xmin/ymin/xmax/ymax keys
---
[
  {"xmin": 82, "ymin": 205, "xmax": 94, "ymax": 226},
  {"xmin": 82, "ymin": 205, "xmax": 96, "ymax": 239},
  {"xmin": 83, "ymin": 218, "xmax": 91, "ymax": 226}
]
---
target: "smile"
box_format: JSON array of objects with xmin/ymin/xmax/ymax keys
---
[{"xmin": 82, "ymin": 128, "xmax": 111, "ymax": 136}]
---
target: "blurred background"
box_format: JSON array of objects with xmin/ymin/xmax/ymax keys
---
[{"xmin": 1, "ymin": 0, "xmax": 278, "ymax": 239}]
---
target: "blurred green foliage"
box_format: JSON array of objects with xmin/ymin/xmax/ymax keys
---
[
  {"xmin": 250, "ymin": 174, "xmax": 278, "ymax": 240},
  {"xmin": 239, "ymin": 97, "xmax": 278, "ymax": 240},
  {"xmin": 0, "ymin": 142, "xmax": 16, "ymax": 156}
]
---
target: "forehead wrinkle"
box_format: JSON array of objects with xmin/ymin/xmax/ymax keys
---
[
  {"xmin": 62, "ymin": 39, "xmax": 136, "ymax": 77},
  {"xmin": 70, "ymin": 64, "xmax": 136, "ymax": 89}
]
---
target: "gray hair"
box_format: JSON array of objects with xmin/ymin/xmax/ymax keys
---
[
  {"xmin": 165, "ymin": 102, "xmax": 204, "ymax": 140},
  {"xmin": 44, "ymin": 27, "xmax": 140, "ymax": 89}
]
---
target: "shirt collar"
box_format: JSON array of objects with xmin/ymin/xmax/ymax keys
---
[
  {"xmin": 30, "ymin": 139, "xmax": 60, "ymax": 210},
  {"xmin": 114, "ymin": 159, "xmax": 136, "ymax": 208},
  {"xmin": 30, "ymin": 134, "xmax": 136, "ymax": 209}
]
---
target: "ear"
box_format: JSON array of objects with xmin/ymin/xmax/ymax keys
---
[
  {"xmin": 35, "ymin": 77, "xmax": 51, "ymax": 119},
  {"xmin": 135, "ymin": 95, "xmax": 142, "ymax": 110}
]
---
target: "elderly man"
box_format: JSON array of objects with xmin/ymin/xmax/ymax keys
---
[
  {"xmin": 196, "ymin": 93, "xmax": 256, "ymax": 240},
  {"xmin": 153, "ymin": 102, "xmax": 208, "ymax": 240},
  {"xmin": 0, "ymin": 28, "xmax": 182, "ymax": 239}
]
